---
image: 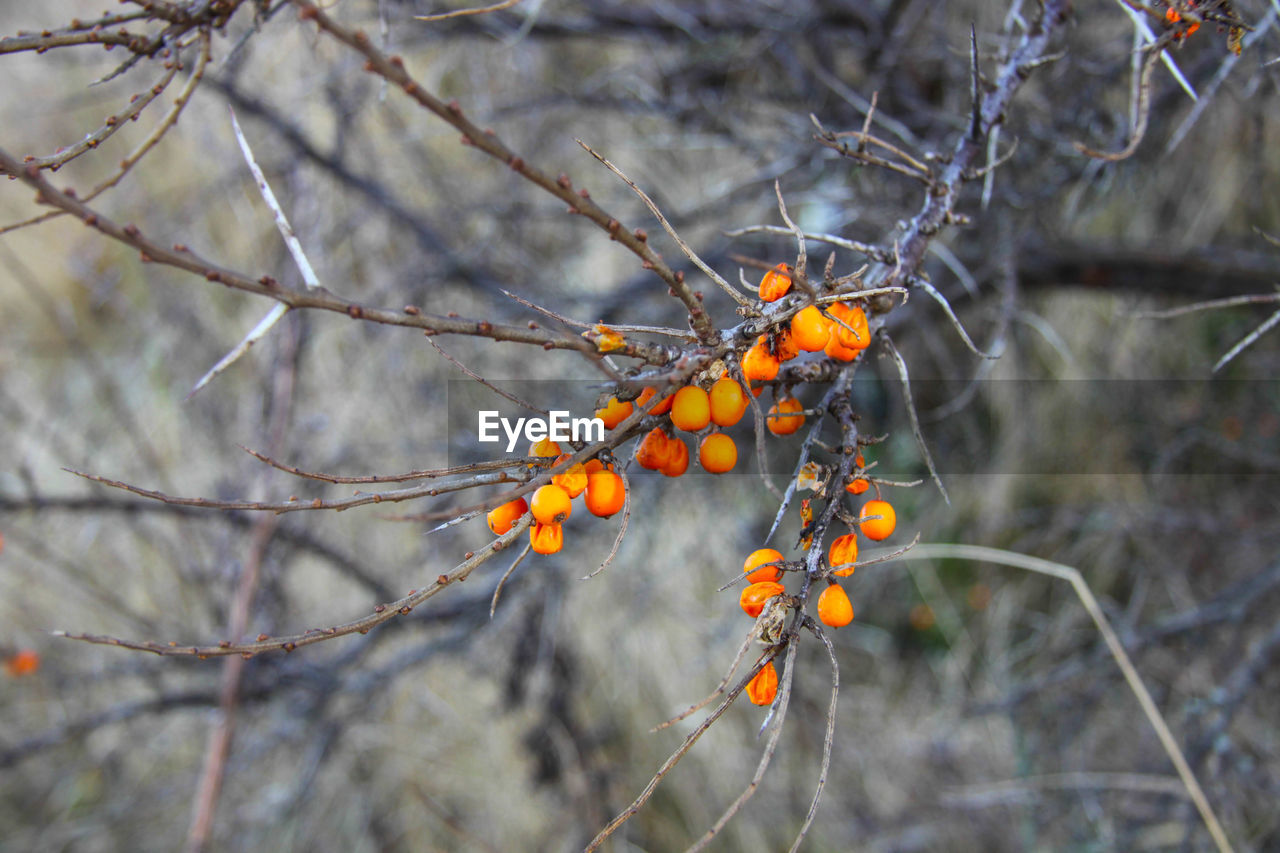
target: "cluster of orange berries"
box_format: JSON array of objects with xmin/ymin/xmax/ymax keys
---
[{"xmin": 486, "ymin": 437, "xmax": 626, "ymax": 556}]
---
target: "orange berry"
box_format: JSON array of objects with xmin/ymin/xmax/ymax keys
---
[
  {"xmin": 740, "ymin": 581, "xmax": 786, "ymax": 618},
  {"xmin": 846, "ymin": 477, "xmax": 869, "ymax": 495},
  {"xmin": 708, "ymin": 376, "xmax": 748, "ymax": 427},
  {"xmin": 745, "ymin": 660, "xmax": 779, "ymax": 705},
  {"xmin": 661, "ymin": 436, "xmax": 689, "ymax": 477},
  {"xmin": 817, "ymin": 583, "xmax": 854, "ymax": 627},
  {"xmin": 742, "ymin": 342, "xmax": 780, "ymax": 382},
  {"xmin": 698, "ymin": 432, "xmax": 737, "ymax": 473},
  {"xmin": 4, "ymin": 649, "xmax": 39, "ymax": 677},
  {"xmin": 670, "ymin": 386, "xmax": 711, "ymax": 432},
  {"xmin": 635, "ymin": 427, "xmax": 674, "ymax": 470},
  {"xmin": 824, "ymin": 331, "xmax": 860, "ymax": 362},
  {"xmin": 585, "ymin": 470, "xmax": 626, "ymax": 518},
  {"xmin": 758, "ymin": 262, "xmax": 792, "ymax": 302},
  {"xmin": 828, "ymin": 533, "xmax": 858, "ymax": 577},
  {"xmin": 551, "ymin": 455, "xmax": 588, "ymax": 498},
  {"xmin": 743, "ymin": 548, "xmax": 784, "ymax": 584},
  {"xmin": 530, "ymin": 521, "xmax": 564, "ymax": 555},
  {"xmin": 487, "ymin": 497, "xmax": 529, "ymax": 535},
  {"xmin": 583, "ymin": 458, "xmax": 609, "ymax": 476},
  {"xmin": 790, "ymin": 305, "xmax": 831, "ymax": 352},
  {"xmin": 595, "ymin": 396, "xmax": 633, "ymax": 430},
  {"xmin": 859, "ymin": 499, "xmax": 896, "ymax": 541},
  {"xmin": 531, "ymin": 484, "xmax": 572, "ymax": 525},
  {"xmin": 762, "ymin": 329, "xmax": 799, "ymax": 362},
  {"xmin": 829, "ymin": 303, "xmax": 870, "ymax": 351},
  {"xmin": 636, "ymin": 387, "xmax": 674, "ymax": 415},
  {"xmin": 528, "ymin": 438, "xmax": 562, "ymax": 463},
  {"xmin": 766, "ymin": 396, "xmax": 805, "ymax": 436}
]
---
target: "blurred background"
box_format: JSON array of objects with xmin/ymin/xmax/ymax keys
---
[{"xmin": 1, "ymin": 1, "xmax": 1278, "ymax": 850}]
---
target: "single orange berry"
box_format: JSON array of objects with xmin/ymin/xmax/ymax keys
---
[
  {"xmin": 583, "ymin": 458, "xmax": 610, "ymax": 476},
  {"xmin": 708, "ymin": 376, "xmax": 748, "ymax": 427},
  {"xmin": 636, "ymin": 387, "xmax": 674, "ymax": 415},
  {"xmin": 762, "ymin": 329, "xmax": 799, "ymax": 362},
  {"xmin": 530, "ymin": 521, "xmax": 564, "ymax": 555},
  {"xmin": 829, "ymin": 302, "xmax": 870, "ymax": 351},
  {"xmin": 551, "ymin": 455, "xmax": 588, "ymax": 498},
  {"xmin": 595, "ymin": 396, "xmax": 633, "ymax": 430},
  {"xmin": 859, "ymin": 499, "xmax": 897, "ymax": 541},
  {"xmin": 846, "ymin": 478, "xmax": 869, "ymax": 495},
  {"xmin": 670, "ymin": 386, "xmax": 711, "ymax": 432},
  {"xmin": 635, "ymin": 427, "xmax": 674, "ymax": 470},
  {"xmin": 740, "ymin": 580, "xmax": 787, "ymax": 618},
  {"xmin": 817, "ymin": 583, "xmax": 854, "ymax": 627},
  {"xmin": 743, "ymin": 548, "xmax": 784, "ymax": 584},
  {"xmin": 824, "ymin": 331, "xmax": 860, "ymax": 362},
  {"xmin": 742, "ymin": 342, "xmax": 780, "ymax": 382},
  {"xmin": 531, "ymin": 484, "xmax": 573, "ymax": 525},
  {"xmin": 766, "ymin": 396, "xmax": 805, "ymax": 436},
  {"xmin": 661, "ymin": 436, "xmax": 689, "ymax": 477},
  {"xmin": 528, "ymin": 438, "xmax": 562, "ymax": 463},
  {"xmin": 487, "ymin": 497, "xmax": 529, "ymax": 535},
  {"xmin": 4, "ymin": 649, "xmax": 40, "ymax": 677},
  {"xmin": 758, "ymin": 262, "xmax": 792, "ymax": 302},
  {"xmin": 745, "ymin": 660, "xmax": 779, "ymax": 706},
  {"xmin": 698, "ymin": 432, "xmax": 737, "ymax": 474},
  {"xmin": 584, "ymin": 470, "xmax": 626, "ymax": 517},
  {"xmin": 828, "ymin": 533, "xmax": 858, "ymax": 577},
  {"xmin": 790, "ymin": 305, "xmax": 831, "ymax": 352}
]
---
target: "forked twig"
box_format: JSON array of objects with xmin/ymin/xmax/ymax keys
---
[
  {"xmin": 490, "ymin": 541, "xmax": 533, "ymax": 618},
  {"xmin": 652, "ymin": 628, "xmax": 757, "ymax": 731},
  {"xmin": 881, "ymin": 335, "xmax": 949, "ymax": 504}
]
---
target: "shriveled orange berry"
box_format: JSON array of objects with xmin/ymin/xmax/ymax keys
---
[
  {"xmin": 740, "ymin": 581, "xmax": 787, "ymax": 618},
  {"xmin": 817, "ymin": 583, "xmax": 854, "ymax": 627},
  {"xmin": 829, "ymin": 303, "xmax": 870, "ymax": 351},
  {"xmin": 528, "ymin": 438, "xmax": 561, "ymax": 463},
  {"xmin": 846, "ymin": 477, "xmax": 869, "ymax": 495},
  {"xmin": 758, "ymin": 262, "xmax": 792, "ymax": 302},
  {"xmin": 745, "ymin": 660, "xmax": 778, "ymax": 705},
  {"xmin": 670, "ymin": 386, "xmax": 711, "ymax": 432},
  {"xmin": 551, "ymin": 455, "xmax": 588, "ymax": 498},
  {"xmin": 661, "ymin": 436, "xmax": 689, "ymax": 477},
  {"xmin": 828, "ymin": 534, "xmax": 858, "ymax": 577},
  {"xmin": 583, "ymin": 458, "xmax": 610, "ymax": 476},
  {"xmin": 635, "ymin": 427, "xmax": 674, "ymax": 470},
  {"xmin": 824, "ymin": 331, "xmax": 860, "ymax": 362},
  {"xmin": 859, "ymin": 499, "xmax": 896, "ymax": 541},
  {"xmin": 790, "ymin": 305, "xmax": 831, "ymax": 351},
  {"xmin": 742, "ymin": 342, "xmax": 780, "ymax": 382},
  {"xmin": 487, "ymin": 497, "xmax": 529, "ymax": 535},
  {"xmin": 636, "ymin": 387, "xmax": 674, "ymax": 415},
  {"xmin": 585, "ymin": 470, "xmax": 626, "ymax": 517},
  {"xmin": 763, "ymin": 329, "xmax": 799, "ymax": 362},
  {"xmin": 743, "ymin": 548, "xmax": 784, "ymax": 584},
  {"xmin": 708, "ymin": 376, "xmax": 748, "ymax": 427},
  {"xmin": 595, "ymin": 396, "xmax": 633, "ymax": 430},
  {"xmin": 698, "ymin": 432, "xmax": 737, "ymax": 474},
  {"xmin": 530, "ymin": 521, "xmax": 564, "ymax": 555},
  {"xmin": 531, "ymin": 484, "xmax": 572, "ymax": 525},
  {"xmin": 766, "ymin": 396, "xmax": 805, "ymax": 436}
]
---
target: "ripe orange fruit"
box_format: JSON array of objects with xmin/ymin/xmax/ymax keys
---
[
  {"xmin": 828, "ymin": 533, "xmax": 858, "ymax": 576},
  {"xmin": 758, "ymin": 262, "xmax": 792, "ymax": 302},
  {"xmin": 698, "ymin": 432, "xmax": 737, "ymax": 473},
  {"xmin": 823, "ymin": 332, "xmax": 860, "ymax": 362},
  {"xmin": 635, "ymin": 427, "xmax": 674, "ymax": 470},
  {"xmin": 766, "ymin": 396, "xmax": 805, "ymax": 436},
  {"xmin": 530, "ymin": 521, "xmax": 564, "ymax": 555},
  {"xmin": 742, "ymin": 342, "xmax": 780, "ymax": 382},
  {"xmin": 743, "ymin": 548, "xmax": 784, "ymax": 584},
  {"xmin": 487, "ymin": 497, "xmax": 529, "ymax": 535},
  {"xmin": 846, "ymin": 477, "xmax": 869, "ymax": 495},
  {"xmin": 550, "ymin": 454, "xmax": 588, "ymax": 498},
  {"xmin": 531, "ymin": 484, "xmax": 573, "ymax": 525},
  {"xmin": 708, "ymin": 376, "xmax": 748, "ymax": 427},
  {"xmin": 636, "ymin": 387, "xmax": 674, "ymax": 415},
  {"xmin": 595, "ymin": 396, "xmax": 633, "ymax": 429},
  {"xmin": 740, "ymin": 581, "xmax": 786, "ymax": 618},
  {"xmin": 528, "ymin": 438, "xmax": 562, "ymax": 463},
  {"xmin": 790, "ymin": 305, "xmax": 831, "ymax": 351},
  {"xmin": 745, "ymin": 660, "xmax": 779, "ymax": 705},
  {"xmin": 859, "ymin": 499, "xmax": 896, "ymax": 540},
  {"xmin": 583, "ymin": 458, "xmax": 610, "ymax": 476},
  {"xmin": 762, "ymin": 329, "xmax": 799, "ymax": 362},
  {"xmin": 584, "ymin": 470, "xmax": 625, "ymax": 517},
  {"xmin": 661, "ymin": 436, "xmax": 689, "ymax": 477},
  {"xmin": 670, "ymin": 386, "xmax": 711, "ymax": 432},
  {"xmin": 817, "ymin": 583, "xmax": 854, "ymax": 627},
  {"xmin": 829, "ymin": 302, "xmax": 870, "ymax": 351}
]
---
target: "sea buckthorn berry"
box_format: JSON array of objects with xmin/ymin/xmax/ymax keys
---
[
  {"xmin": 531, "ymin": 484, "xmax": 572, "ymax": 525},
  {"xmin": 745, "ymin": 661, "xmax": 778, "ymax": 705},
  {"xmin": 583, "ymin": 458, "xmax": 608, "ymax": 475},
  {"xmin": 766, "ymin": 397, "xmax": 805, "ymax": 436},
  {"xmin": 743, "ymin": 548, "xmax": 784, "ymax": 584},
  {"xmin": 487, "ymin": 497, "xmax": 529, "ymax": 535},
  {"xmin": 529, "ymin": 438, "xmax": 561, "ymax": 463},
  {"xmin": 530, "ymin": 521, "xmax": 564, "ymax": 555},
  {"xmin": 698, "ymin": 432, "xmax": 737, "ymax": 473},
  {"xmin": 763, "ymin": 329, "xmax": 799, "ymax": 362},
  {"xmin": 817, "ymin": 582, "xmax": 854, "ymax": 627},
  {"xmin": 636, "ymin": 387, "xmax": 674, "ymax": 415},
  {"xmin": 859, "ymin": 499, "xmax": 897, "ymax": 541},
  {"xmin": 758, "ymin": 262, "xmax": 792, "ymax": 302},
  {"xmin": 828, "ymin": 534, "xmax": 858, "ymax": 577},
  {"xmin": 830, "ymin": 303, "xmax": 870, "ymax": 351},
  {"xmin": 4, "ymin": 649, "xmax": 40, "ymax": 677},
  {"xmin": 846, "ymin": 477, "xmax": 869, "ymax": 495},
  {"xmin": 670, "ymin": 386, "xmax": 711, "ymax": 432},
  {"xmin": 551, "ymin": 455, "xmax": 588, "ymax": 498},
  {"xmin": 790, "ymin": 305, "xmax": 831, "ymax": 351},
  {"xmin": 708, "ymin": 376, "xmax": 748, "ymax": 427},
  {"xmin": 585, "ymin": 470, "xmax": 626, "ymax": 517},
  {"xmin": 742, "ymin": 342, "xmax": 780, "ymax": 382},
  {"xmin": 595, "ymin": 396, "xmax": 633, "ymax": 429},
  {"xmin": 740, "ymin": 581, "xmax": 787, "ymax": 618},
  {"xmin": 824, "ymin": 331, "xmax": 860, "ymax": 362},
  {"xmin": 661, "ymin": 436, "xmax": 689, "ymax": 477},
  {"xmin": 636, "ymin": 427, "xmax": 674, "ymax": 470}
]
